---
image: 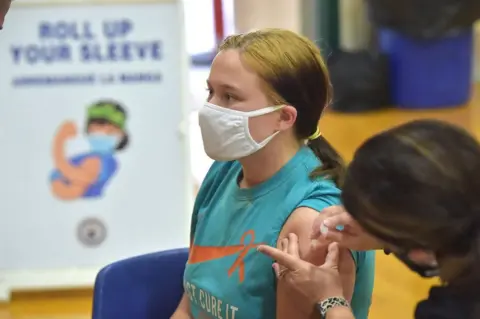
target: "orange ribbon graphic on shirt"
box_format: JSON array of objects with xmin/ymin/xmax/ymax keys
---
[{"xmin": 189, "ymin": 230, "xmax": 262, "ymax": 283}]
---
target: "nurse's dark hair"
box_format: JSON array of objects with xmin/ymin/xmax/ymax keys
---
[
  {"xmin": 219, "ymin": 28, "xmax": 345, "ymax": 186},
  {"xmin": 342, "ymin": 119, "xmax": 480, "ymax": 293}
]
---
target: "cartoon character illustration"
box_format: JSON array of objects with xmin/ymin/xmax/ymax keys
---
[{"xmin": 50, "ymin": 100, "xmax": 129, "ymax": 200}]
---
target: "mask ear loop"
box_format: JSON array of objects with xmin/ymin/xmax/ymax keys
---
[
  {"xmin": 243, "ymin": 105, "xmax": 285, "ymax": 148},
  {"xmin": 245, "ymin": 104, "xmax": 286, "ymax": 117}
]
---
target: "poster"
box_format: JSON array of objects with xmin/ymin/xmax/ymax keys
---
[{"xmin": 0, "ymin": 0, "xmax": 191, "ymax": 298}]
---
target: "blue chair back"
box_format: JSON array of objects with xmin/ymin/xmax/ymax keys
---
[{"xmin": 92, "ymin": 248, "xmax": 189, "ymax": 319}]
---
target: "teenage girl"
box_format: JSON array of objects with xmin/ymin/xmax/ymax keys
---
[{"xmin": 172, "ymin": 28, "xmax": 375, "ymax": 319}]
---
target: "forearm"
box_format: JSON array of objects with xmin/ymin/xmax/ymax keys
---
[{"xmin": 326, "ymin": 307, "xmax": 355, "ymax": 319}]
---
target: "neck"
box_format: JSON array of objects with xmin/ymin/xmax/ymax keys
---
[{"xmin": 239, "ymin": 137, "xmax": 302, "ymax": 188}]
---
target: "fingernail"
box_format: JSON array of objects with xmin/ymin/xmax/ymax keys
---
[
  {"xmin": 320, "ymin": 222, "xmax": 329, "ymax": 235},
  {"xmin": 323, "ymin": 219, "xmax": 332, "ymax": 227}
]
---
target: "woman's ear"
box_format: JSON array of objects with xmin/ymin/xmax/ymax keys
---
[{"xmin": 278, "ymin": 105, "xmax": 297, "ymax": 130}]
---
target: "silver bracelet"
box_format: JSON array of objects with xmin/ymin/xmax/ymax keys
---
[{"xmin": 316, "ymin": 296, "xmax": 350, "ymax": 319}]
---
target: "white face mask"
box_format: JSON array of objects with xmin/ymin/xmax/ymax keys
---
[{"xmin": 198, "ymin": 102, "xmax": 284, "ymax": 161}]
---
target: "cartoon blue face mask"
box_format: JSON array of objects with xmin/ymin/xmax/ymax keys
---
[{"xmin": 88, "ymin": 133, "xmax": 119, "ymax": 154}]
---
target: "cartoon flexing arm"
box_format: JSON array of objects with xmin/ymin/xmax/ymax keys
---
[{"xmin": 51, "ymin": 121, "xmax": 101, "ymax": 200}]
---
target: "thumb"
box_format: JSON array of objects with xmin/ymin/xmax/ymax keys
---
[{"xmin": 322, "ymin": 242, "xmax": 340, "ymax": 270}]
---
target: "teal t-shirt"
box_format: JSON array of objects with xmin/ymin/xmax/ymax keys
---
[{"xmin": 183, "ymin": 147, "xmax": 375, "ymax": 319}]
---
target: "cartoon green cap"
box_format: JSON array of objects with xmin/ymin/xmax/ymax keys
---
[{"xmin": 87, "ymin": 102, "xmax": 126, "ymax": 129}]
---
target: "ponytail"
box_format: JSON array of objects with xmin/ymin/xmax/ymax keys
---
[{"xmin": 307, "ymin": 135, "xmax": 346, "ymax": 187}]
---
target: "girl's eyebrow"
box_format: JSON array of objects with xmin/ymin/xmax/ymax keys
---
[{"xmin": 206, "ymin": 80, "xmax": 243, "ymax": 93}]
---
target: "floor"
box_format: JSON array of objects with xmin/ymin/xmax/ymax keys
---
[{"xmin": 1, "ymin": 83, "xmax": 478, "ymax": 318}]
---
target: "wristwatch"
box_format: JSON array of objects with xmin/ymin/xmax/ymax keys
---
[{"xmin": 316, "ymin": 296, "xmax": 350, "ymax": 319}]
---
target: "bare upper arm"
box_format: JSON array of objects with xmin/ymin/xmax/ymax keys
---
[{"xmin": 275, "ymin": 207, "xmax": 356, "ymax": 318}]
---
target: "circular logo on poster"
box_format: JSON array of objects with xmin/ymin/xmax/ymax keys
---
[{"xmin": 77, "ymin": 217, "xmax": 107, "ymax": 247}]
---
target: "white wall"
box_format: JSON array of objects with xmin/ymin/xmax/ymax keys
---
[
  {"xmin": 182, "ymin": 0, "xmax": 215, "ymax": 54},
  {"xmin": 182, "ymin": 0, "xmax": 235, "ymax": 54},
  {"xmin": 233, "ymin": 0, "xmax": 301, "ymax": 34}
]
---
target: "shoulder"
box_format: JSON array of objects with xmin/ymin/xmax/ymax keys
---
[
  {"xmin": 282, "ymin": 204, "xmax": 374, "ymax": 267},
  {"xmin": 272, "ymin": 174, "xmax": 341, "ymax": 247},
  {"xmin": 190, "ymin": 160, "xmax": 239, "ymax": 240},
  {"xmin": 277, "ymin": 206, "xmax": 335, "ymax": 258},
  {"xmin": 278, "ymin": 206, "xmax": 358, "ymax": 301},
  {"xmin": 196, "ymin": 161, "xmax": 239, "ymax": 198},
  {"xmin": 285, "ymin": 154, "xmax": 342, "ymax": 236},
  {"xmin": 204, "ymin": 160, "xmax": 237, "ymax": 179},
  {"xmin": 279, "ymin": 205, "xmax": 376, "ymax": 313},
  {"xmin": 205, "ymin": 160, "xmax": 239, "ymax": 181},
  {"xmin": 281, "ymin": 177, "xmax": 368, "ymax": 268},
  {"xmin": 192, "ymin": 160, "xmax": 240, "ymax": 214},
  {"xmin": 278, "ymin": 206, "xmax": 336, "ymax": 260},
  {"xmin": 297, "ymin": 177, "xmax": 341, "ymax": 212}
]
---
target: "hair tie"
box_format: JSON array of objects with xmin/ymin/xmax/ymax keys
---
[{"xmin": 308, "ymin": 127, "xmax": 322, "ymax": 140}]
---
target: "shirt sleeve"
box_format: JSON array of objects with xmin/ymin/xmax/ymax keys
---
[
  {"xmin": 295, "ymin": 181, "xmax": 362, "ymax": 265},
  {"xmin": 295, "ymin": 180, "xmax": 341, "ymax": 212}
]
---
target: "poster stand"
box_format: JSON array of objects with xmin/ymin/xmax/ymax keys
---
[{"xmin": 0, "ymin": 0, "xmax": 192, "ymax": 301}]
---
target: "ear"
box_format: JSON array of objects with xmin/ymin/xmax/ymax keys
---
[
  {"xmin": 408, "ymin": 249, "xmax": 438, "ymax": 266},
  {"xmin": 278, "ymin": 105, "xmax": 297, "ymax": 131}
]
